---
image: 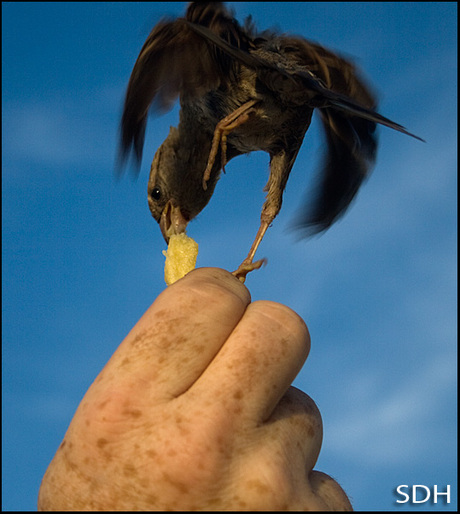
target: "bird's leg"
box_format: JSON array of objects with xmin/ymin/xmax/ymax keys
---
[
  {"xmin": 202, "ymin": 100, "xmax": 259, "ymax": 190},
  {"xmin": 231, "ymin": 214, "xmax": 272, "ymax": 282},
  {"xmin": 232, "ymin": 149, "xmax": 299, "ymax": 282}
]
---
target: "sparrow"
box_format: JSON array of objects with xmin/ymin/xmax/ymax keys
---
[{"xmin": 119, "ymin": 2, "xmax": 422, "ymax": 280}]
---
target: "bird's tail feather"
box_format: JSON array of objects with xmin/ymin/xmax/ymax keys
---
[{"xmin": 310, "ymin": 84, "xmax": 424, "ymax": 142}]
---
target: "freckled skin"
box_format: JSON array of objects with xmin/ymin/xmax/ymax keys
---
[{"xmin": 38, "ymin": 268, "xmax": 352, "ymax": 511}]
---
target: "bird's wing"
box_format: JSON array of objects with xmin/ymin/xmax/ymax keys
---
[
  {"xmin": 279, "ymin": 38, "xmax": 378, "ymax": 234},
  {"xmin": 284, "ymin": 38, "xmax": 423, "ymax": 233},
  {"xmin": 119, "ymin": 2, "xmax": 249, "ymax": 167},
  {"xmin": 185, "ymin": 24, "xmax": 424, "ymax": 234}
]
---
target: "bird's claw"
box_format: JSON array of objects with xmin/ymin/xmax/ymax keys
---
[{"xmin": 232, "ymin": 258, "xmax": 267, "ymax": 283}]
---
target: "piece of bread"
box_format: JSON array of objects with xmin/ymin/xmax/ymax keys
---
[{"xmin": 163, "ymin": 233, "xmax": 199, "ymax": 285}]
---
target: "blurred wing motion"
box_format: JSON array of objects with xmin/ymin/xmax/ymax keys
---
[{"xmin": 119, "ymin": 3, "xmax": 250, "ymax": 167}]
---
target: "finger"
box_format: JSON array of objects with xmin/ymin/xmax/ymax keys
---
[
  {"xmin": 224, "ymin": 388, "xmax": 326, "ymax": 511},
  {"xmin": 261, "ymin": 387, "xmax": 323, "ymax": 471},
  {"xmin": 190, "ymin": 300, "xmax": 310, "ymax": 422},
  {"xmin": 103, "ymin": 268, "xmax": 251, "ymax": 398},
  {"xmin": 308, "ymin": 471, "xmax": 353, "ymax": 511}
]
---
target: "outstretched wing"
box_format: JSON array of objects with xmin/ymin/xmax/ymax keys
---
[{"xmin": 119, "ymin": 2, "xmax": 249, "ymax": 167}]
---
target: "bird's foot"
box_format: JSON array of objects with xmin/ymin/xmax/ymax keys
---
[
  {"xmin": 232, "ymin": 258, "xmax": 267, "ymax": 283},
  {"xmin": 202, "ymin": 100, "xmax": 259, "ymax": 190},
  {"xmin": 202, "ymin": 126, "xmax": 230, "ymax": 189}
]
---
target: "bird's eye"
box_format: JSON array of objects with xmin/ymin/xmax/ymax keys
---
[{"xmin": 151, "ymin": 187, "xmax": 162, "ymax": 201}]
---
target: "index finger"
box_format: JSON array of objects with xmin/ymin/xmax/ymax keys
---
[{"xmin": 104, "ymin": 268, "xmax": 251, "ymax": 398}]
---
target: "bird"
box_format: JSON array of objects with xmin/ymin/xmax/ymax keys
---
[{"xmin": 119, "ymin": 1, "xmax": 423, "ymax": 280}]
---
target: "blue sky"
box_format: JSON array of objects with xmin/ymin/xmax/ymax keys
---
[{"xmin": 2, "ymin": 2, "xmax": 457, "ymax": 511}]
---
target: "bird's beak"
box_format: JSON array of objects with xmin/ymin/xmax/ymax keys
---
[{"xmin": 159, "ymin": 200, "xmax": 188, "ymax": 243}]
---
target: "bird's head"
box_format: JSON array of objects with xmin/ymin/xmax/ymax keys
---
[{"xmin": 147, "ymin": 126, "xmax": 219, "ymax": 243}]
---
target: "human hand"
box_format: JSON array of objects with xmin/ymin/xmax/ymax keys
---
[{"xmin": 38, "ymin": 268, "xmax": 351, "ymax": 511}]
